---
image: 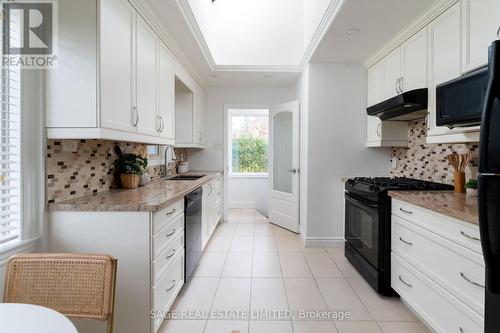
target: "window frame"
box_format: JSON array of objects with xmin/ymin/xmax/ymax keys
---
[{"xmin": 227, "ymin": 108, "xmax": 269, "ymax": 178}]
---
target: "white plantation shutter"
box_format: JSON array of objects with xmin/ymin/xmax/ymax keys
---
[{"xmin": 0, "ymin": 5, "xmax": 22, "ymax": 244}]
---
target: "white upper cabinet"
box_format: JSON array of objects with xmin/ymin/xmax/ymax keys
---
[
  {"xmin": 462, "ymin": 0, "xmax": 500, "ymax": 72},
  {"xmin": 174, "ymin": 74, "xmax": 207, "ymax": 148},
  {"xmin": 158, "ymin": 44, "xmax": 175, "ymax": 141},
  {"xmin": 428, "ymin": 2, "xmax": 462, "ymax": 138},
  {"xmin": 100, "ymin": 0, "xmax": 136, "ymax": 133},
  {"xmin": 383, "ymin": 48, "xmax": 402, "ymax": 100},
  {"xmin": 401, "ymin": 28, "xmax": 428, "ymax": 92},
  {"xmin": 194, "ymin": 86, "xmax": 207, "ymax": 145},
  {"xmin": 46, "ymin": 0, "xmax": 194, "ymax": 145},
  {"xmin": 136, "ymin": 16, "xmax": 159, "ymax": 137},
  {"xmin": 367, "ymin": 61, "xmax": 385, "ymax": 106},
  {"xmin": 368, "ymin": 28, "xmax": 428, "ymax": 107}
]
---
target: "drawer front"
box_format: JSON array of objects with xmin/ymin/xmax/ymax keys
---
[
  {"xmin": 152, "ymin": 232, "xmax": 184, "ymax": 283},
  {"xmin": 153, "ymin": 213, "xmax": 184, "ymax": 259},
  {"xmin": 392, "ymin": 216, "xmax": 485, "ymax": 315},
  {"xmin": 153, "ymin": 199, "xmax": 184, "ymax": 234},
  {"xmin": 392, "ymin": 253, "xmax": 483, "ymax": 333},
  {"xmin": 152, "ymin": 251, "xmax": 184, "ymax": 332},
  {"xmin": 392, "ymin": 199, "xmax": 482, "ymax": 254}
]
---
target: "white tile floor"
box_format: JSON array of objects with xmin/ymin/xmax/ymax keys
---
[{"xmin": 160, "ymin": 209, "xmax": 431, "ymax": 333}]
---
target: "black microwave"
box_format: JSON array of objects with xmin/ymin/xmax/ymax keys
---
[{"xmin": 436, "ymin": 66, "xmax": 489, "ymax": 128}]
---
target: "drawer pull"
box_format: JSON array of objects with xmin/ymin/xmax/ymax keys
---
[
  {"xmin": 399, "ymin": 275, "xmax": 413, "ymax": 288},
  {"xmin": 459, "ymin": 272, "xmax": 485, "ymax": 289},
  {"xmin": 166, "ymin": 208, "xmax": 176, "ymax": 216},
  {"xmin": 166, "ymin": 249, "xmax": 176, "ymax": 259},
  {"xmin": 166, "ymin": 280, "xmax": 176, "ymax": 292},
  {"xmin": 399, "ymin": 237, "xmax": 413, "ymax": 246},
  {"xmin": 460, "ymin": 231, "xmax": 480, "ymax": 242},
  {"xmin": 166, "ymin": 229, "xmax": 176, "ymax": 238},
  {"xmin": 399, "ymin": 208, "xmax": 413, "ymax": 215}
]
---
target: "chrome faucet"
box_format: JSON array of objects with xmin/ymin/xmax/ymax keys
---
[{"xmin": 164, "ymin": 145, "xmax": 177, "ymax": 176}]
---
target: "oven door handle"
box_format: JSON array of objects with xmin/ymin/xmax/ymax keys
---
[{"xmin": 345, "ymin": 193, "xmax": 379, "ymax": 209}]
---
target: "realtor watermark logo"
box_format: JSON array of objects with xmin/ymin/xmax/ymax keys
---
[{"xmin": 1, "ymin": 0, "xmax": 58, "ymax": 69}]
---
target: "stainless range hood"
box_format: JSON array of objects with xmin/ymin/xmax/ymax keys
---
[{"xmin": 367, "ymin": 88, "xmax": 428, "ymax": 121}]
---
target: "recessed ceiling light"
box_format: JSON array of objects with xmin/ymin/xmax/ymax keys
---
[
  {"xmin": 264, "ymin": 75, "xmax": 272, "ymax": 79},
  {"xmin": 209, "ymin": 74, "xmax": 218, "ymax": 78},
  {"xmin": 345, "ymin": 28, "xmax": 360, "ymax": 36}
]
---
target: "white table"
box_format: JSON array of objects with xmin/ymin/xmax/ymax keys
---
[{"xmin": 0, "ymin": 303, "xmax": 78, "ymax": 333}]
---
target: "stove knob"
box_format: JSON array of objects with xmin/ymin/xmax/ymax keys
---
[
  {"xmin": 372, "ymin": 186, "xmax": 381, "ymax": 192},
  {"xmin": 347, "ymin": 179, "xmax": 355, "ymax": 185}
]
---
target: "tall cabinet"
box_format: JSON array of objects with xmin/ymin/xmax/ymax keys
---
[{"xmin": 47, "ymin": 0, "xmax": 177, "ymax": 145}]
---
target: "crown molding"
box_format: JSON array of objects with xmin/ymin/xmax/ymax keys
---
[
  {"xmin": 130, "ymin": 0, "xmax": 207, "ymax": 88},
  {"xmin": 299, "ymin": 0, "xmax": 346, "ymax": 70},
  {"xmin": 176, "ymin": 0, "xmax": 218, "ymax": 71},
  {"xmin": 363, "ymin": 0, "xmax": 459, "ymax": 68}
]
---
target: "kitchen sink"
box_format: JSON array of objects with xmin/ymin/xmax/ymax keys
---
[{"xmin": 164, "ymin": 174, "xmax": 206, "ymax": 181}]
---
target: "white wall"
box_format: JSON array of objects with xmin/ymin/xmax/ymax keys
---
[
  {"xmin": 228, "ymin": 177, "xmax": 269, "ymax": 216},
  {"xmin": 304, "ymin": 62, "xmax": 391, "ymax": 244},
  {"xmin": 188, "ymin": 85, "xmax": 296, "ymax": 217}
]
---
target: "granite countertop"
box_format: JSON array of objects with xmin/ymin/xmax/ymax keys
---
[
  {"xmin": 389, "ymin": 191, "xmax": 479, "ymax": 225},
  {"xmin": 48, "ymin": 171, "xmax": 222, "ymax": 212}
]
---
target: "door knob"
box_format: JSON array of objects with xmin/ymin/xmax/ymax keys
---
[{"xmin": 288, "ymin": 169, "xmax": 298, "ymax": 174}]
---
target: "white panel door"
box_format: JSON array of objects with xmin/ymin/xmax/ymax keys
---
[
  {"xmin": 136, "ymin": 16, "xmax": 158, "ymax": 137},
  {"xmin": 428, "ymin": 3, "xmax": 462, "ymax": 137},
  {"xmin": 158, "ymin": 43, "xmax": 175, "ymax": 141},
  {"xmin": 401, "ymin": 27, "xmax": 428, "ymax": 92},
  {"xmin": 462, "ymin": 0, "xmax": 500, "ymax": 72},
  {"xmin": 269, "ymin": 101, "xmax": 300, "ymax": 233},
  {"xmin": 100, "ymin": 0, "xmax": 135, "ymax": 133},
  {"xmin": 383, "ymin": 47, "xmax": 402, "ymax": 99},
  {"xmin": 367, "ymin": 61, "xmax": 385, "ymax": 106}
]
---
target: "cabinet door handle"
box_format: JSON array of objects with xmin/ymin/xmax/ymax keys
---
[
  {"xmin": 166, "ymin": 280, "xmax": 176, "ymax": 292},
  {"xmin": 376, "ymin": 123, "xmax": 381, "ymax": 138},
  {"xmin": 166, "ymin": 208, "xmax": 176, "ymax": 216},
  {"xmin": 399, "ymin": 208, "xmax": 413, "ymax": 215},
  {"xmin": 399, "ymin": 275, "xmax": 413, "ymax": 288},
  {"xmin": 208, "ymin": 184, "xmax": 213, "ymax": 195},
  {"xmin": 399, "ymin": 236, "xmax": 413, "ymax": 246},
  {"xmin": 425, "ymin": 112, "xmax": 430, "ymax": 131},
  {"xmin": 460, "ymin": 231, "xmax": 480, "ymax": 242},
  {"xmin": 399, "ymin": 77, "xmax": 404, "ymax": 93},
  {"xmin": 166, "ymin": 229, "xmax": 176, "ymax": 238},
  {"xmin": 133, "ymin": 107, "xmax": 139, "ymax": 127},
  {"xmin": 459, "ymin": 327, "xmax": 464, "ymax": 333},
  {"xmin": 460, "ymin": 272, "xmax": 485, "ymax": 289},
  {"xmin": 158, "ymin": 115, "xmax": 165, "ymax": 133},
  {"xmin": 166, "ymin": 249, "xmax": 176, "ymax": 259},
  {"xmin": 395, "ymin": 78, "xmax": 400, "ymax": 94}
]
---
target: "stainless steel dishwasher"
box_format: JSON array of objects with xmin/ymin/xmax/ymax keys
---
[{"xmin": 184, "ymin": 187, "xmax": 203, "ymax": 282}]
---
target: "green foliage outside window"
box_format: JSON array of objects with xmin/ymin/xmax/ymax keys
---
[{"xmin": 232, "ymin": 135, "xmax": 268, "ymax": 173}]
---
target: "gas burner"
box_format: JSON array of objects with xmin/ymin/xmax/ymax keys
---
[{"xmin": 347, "ymin": 177, "xmax": 454, "ymax": 195}]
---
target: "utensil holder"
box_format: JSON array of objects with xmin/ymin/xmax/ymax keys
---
[{"xmin": 454, "ymin": 171, "xmax": 466, "ymax": 193}]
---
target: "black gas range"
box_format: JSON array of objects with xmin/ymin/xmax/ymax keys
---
[{"xmin": 344, "ymin": 177, "xmax": 453, "ymax": 296}]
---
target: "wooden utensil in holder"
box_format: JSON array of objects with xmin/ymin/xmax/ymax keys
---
[{"xmin": 447, "ymin": 153, "xmax": 470, "ymax": 193}]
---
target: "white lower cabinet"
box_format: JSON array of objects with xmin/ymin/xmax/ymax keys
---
[
  {"xmin": 391, "ymin": 199, "xmax": 484, "ymax": 332},
  {"xmin": 392, "ymin": 254, "xmax": 483, "ymax": 333},
  {"xmin": 48, "ymin": 198, "xmax": 186, "ymax": 333},
  {"xmin": 202, "ymin": 175, "xmax": 223, "ymax": 249}
]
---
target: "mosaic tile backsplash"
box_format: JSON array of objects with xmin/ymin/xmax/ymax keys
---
[
  {"xmin": 390, "ymin": 120, "xmax": 479, "ymax": 185},
  {"xmin": 46, "ymin": 139, "xmax": 171, "ymax": 204}
]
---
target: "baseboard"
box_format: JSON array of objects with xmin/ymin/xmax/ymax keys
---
[
  {"xmin": 229, "ymin": 202, "xmax": 256, "ymax": 209},
  {"xmin": 303, "ymin": 236, "xmax": 345, "ymax": 248}
]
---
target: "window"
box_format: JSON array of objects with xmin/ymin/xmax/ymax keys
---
[
  {"xmin": 0, "ymin": 7, "xmax": 21, "ymax": 245},
  {"xmin": 228, "ymin": 109, "xmax": 269, "ymax": 176}
]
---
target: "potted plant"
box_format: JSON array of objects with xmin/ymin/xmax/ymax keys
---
[
  {"xmin": 465, "ymin": 179, "xmax": 478, "ymax": 197},
  {"xmin": 115, "ymin": 153, "xmax": 148, "ymax": 189}
]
